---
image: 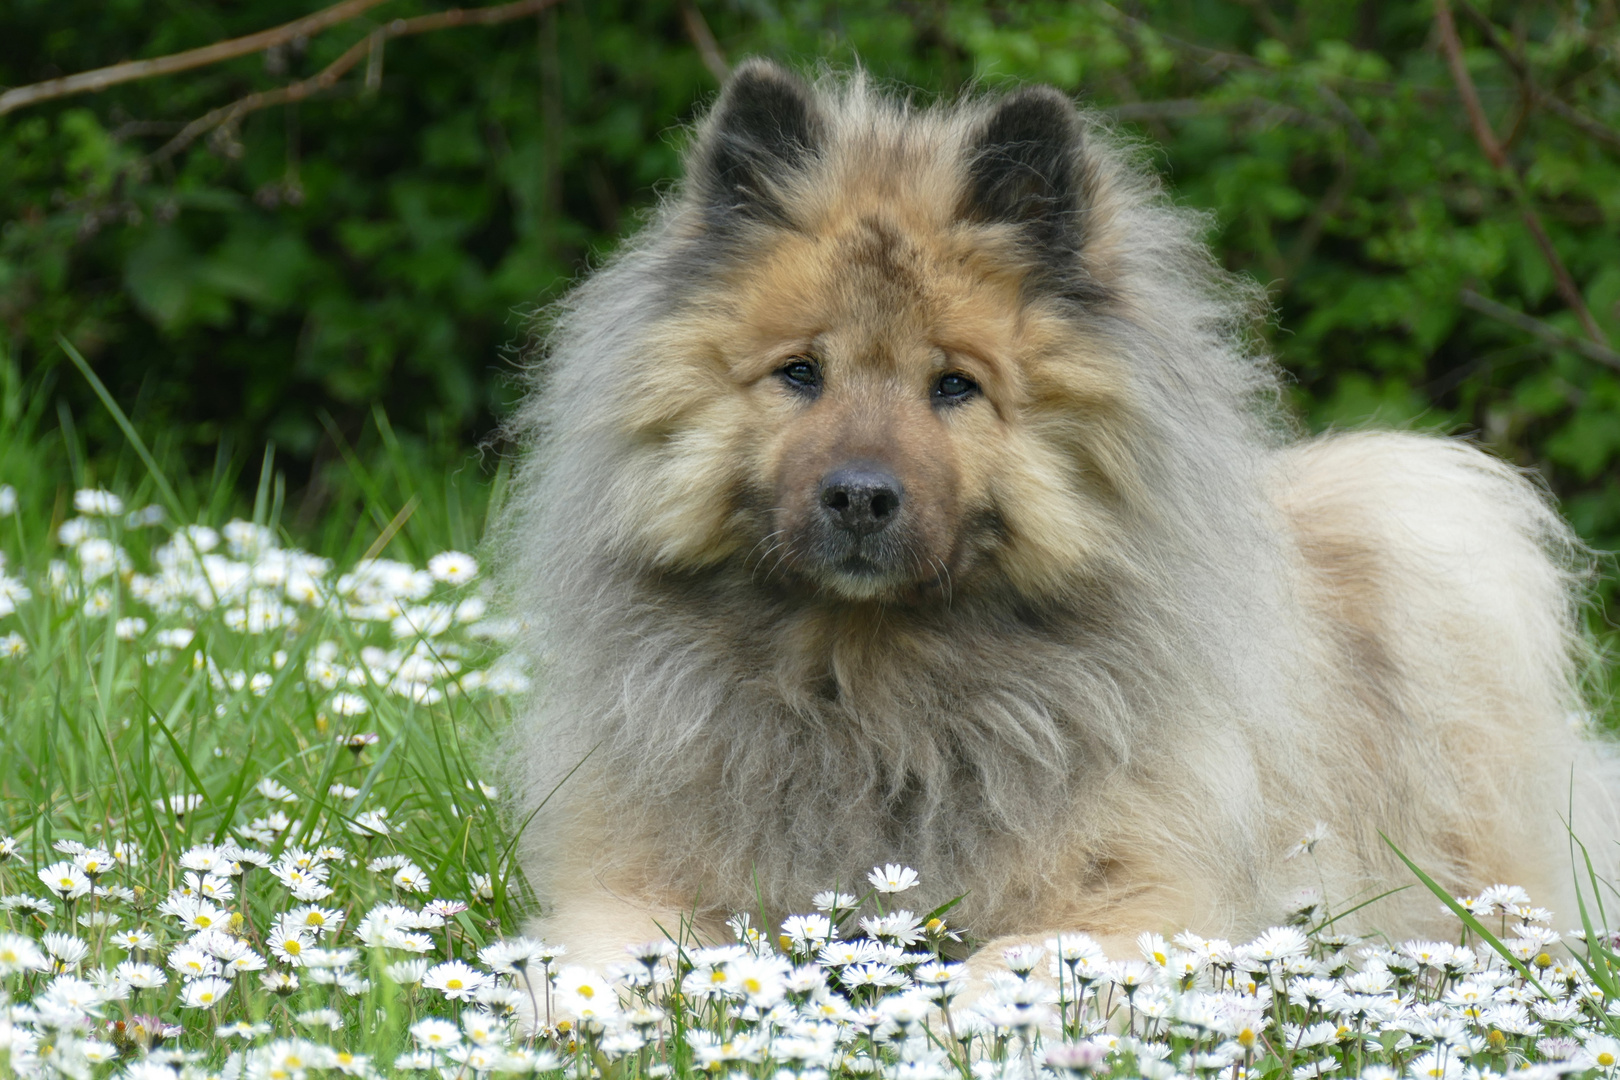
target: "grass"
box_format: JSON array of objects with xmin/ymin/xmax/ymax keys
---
[{"xmin": 4, "ymin": 352, "xmax": 1620, "ymax": 1079}]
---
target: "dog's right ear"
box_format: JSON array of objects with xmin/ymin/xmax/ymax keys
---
[{"xmin": 689, "ymin": 59, "xmax": 822, "ymax": 228}]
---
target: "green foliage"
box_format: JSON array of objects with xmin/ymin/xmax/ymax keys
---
[{"xmin": 2, "ymin": 0, "xmax": 1618, "ymax": 637}]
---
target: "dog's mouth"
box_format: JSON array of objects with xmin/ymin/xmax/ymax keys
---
[{"xmin": 765, "ymin": 525, "xmax": 955, "ymax": 602}]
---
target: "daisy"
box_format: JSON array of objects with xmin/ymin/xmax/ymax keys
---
[
  {"xmin": 42, "ymin": 931, "xmax": 90, "ymax": 968},
  {"xmin": 461, "ymin": 1012, "xmax": 507, "ymax": 1046},
  {"xmin": 2, "ymin": 894, "xmax": 54, "ymax": 914},
  {"xmin": 260, "ymin": 969, "xmax": 300, "ymax": 994},
  {"xmin": 182, "ymin": 871, "xmax": 234, "ymax": 901},
  {"xmin": 181, "ymin": 976, "xmax": 233, "ymax": 1009},
  {"xmin": 428, "ymin": 551, "xmax": 479, "ymax": 585},
  {"xmin": 283, "ymin": 904, "xmax": 345, "ymax": 939},
  {"xmin": 268, "ymin": 927, "xmax": 313, "ymax": 967},
  {"xmin": 154, "ymin": 628, "xmax": 194, "ymax": 649},
  {"xmin": 556, "ymin": 965, "xmax": 620, "ymax": 1021},
  {"xmin": 115, "ymin": 961, "xmax": 167, "ymax": 990},
  {"xmin": 350, "ymin": 808, "xmax": 392, "ymax": 836},
  {"xmin": 296, "ymin": 1007, "xmax": 344, "ymax": 1030},
  {"xmin": 383, "ymin": 929, "xmax": 434, "ymax": 953},
  {"xmin": 385, "ymin": 959, "xmax": 430, "ymax": 985},
  {"xmin": 168, "ymin": 945, "xmax": 221, "ymax": 980},
  {"xmin": 812, "ymin": 890, "xmax": 857, "ymax": 912},
  {"xmin": 393, "ymin": 864, "xmax": 431, "ymax": 893},
  {"xmin": 423, "ymin": 898, "xmax": 467, "ymax": 919},
  {"xmin": 424, "ymin": 960, "xmax": 493, "ymax": 1001},
  {"xmin": 368, "ymin": 853, "xmax": 414, "ymax": 872},
  {"xmin": 178, "ymin": 844, "xmax": 231, "ymax": 873},
  {"xmin": 867, "ymin": 864, "xmax": 920, "ymax": 893},
  {"xmin": 179, "ymin": 898, "xmax": 229, "ymax": 933},
  {"xmin": 410, "ymin": 1016, "xmax": 462, "ymax": 1050},
  {"xmin": 329, "ymin": 691, "xmax": 370, "ymax": 717},
  {"xmin": 0, "ymin": 933, "xmax": 47, "ymax": 974},
  {"xmin": 782, "ymin": 913, "xmax": 834, "ymax": 950},
  {"xmin": 80, "ymin": 1041, "xmax": 119, "ymax": 1065},
  {"xmin": 38, "ymin": 860, "xmax": 92, "ymax": 899},
  {"xmin": 478, "ymin": 937, "xmax": 556, "ymax": 975},
  {"xmin": 1246, "ymin": 926, "xmax": 1309, "ymax": 962},
  {"xmin": 74, "ymin": 489, "xmax": 124, "ymax": 516},
  {"xmin": 256, "ymin": 777, "xmax": 298, "ymax": 802}
]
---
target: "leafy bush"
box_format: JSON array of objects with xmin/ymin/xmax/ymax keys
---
[{"xmin": 2, "ymin": 1, "xmax": 1616, "ymax": 634}]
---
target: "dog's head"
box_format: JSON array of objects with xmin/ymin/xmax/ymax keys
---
[{"xmin": 601, "ymin": 62, "xmax": 1152, "ymax": 604}]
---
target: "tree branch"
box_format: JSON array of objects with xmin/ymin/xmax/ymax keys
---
[
  {"xmin": 680, "ymin": 2, "xmax": 729, "ymax": 83},
  {"xmin": 0, "ymin": 0, "xmax": 393, "ymax": 117},
  {"xmin": 1459, "ymin": 289, "xmax": 1620, "ymax": 374},
  {"xmin": 1434, "ymin": 0, "xmax": 1609, "ymax": 349},
  {"xmin": 148, "ymin": 0, "xmax": 564, "ymax": 165},
  {"xmin": 1455, "ymin": 0, "xmax": 1620, "ymax": 156}
]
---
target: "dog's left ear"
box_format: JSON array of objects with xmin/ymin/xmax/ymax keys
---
[
  {"xmin": 962, "ymin": 87, "xmax": 1099, "ymax": 299},
  {"xmin": 689, "ymin": 59, "xmax": 823, "ymax": 228}
]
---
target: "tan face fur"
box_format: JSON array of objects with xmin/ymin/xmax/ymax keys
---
[{"xmin": 612, "ymin": 153, "xmax": 1145, "ymax": 606}]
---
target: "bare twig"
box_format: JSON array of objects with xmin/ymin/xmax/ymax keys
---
[
  {"xmin": 0, "ymin": 0, "xmax": 393, "ymax": 117},
  {"xmin": 1460, "ymin": 289, "xmax": 1620, "ymax": 374},
  {"xmin": 149, "ymin": 0, "xmax": 563, "ymax": 164},
  {"xmin": 1434, "ymin": 0, "xmax": 1609, "ymax": 349},
  {"xmin": 680, "ymin": 2, "xmax": 729, "ymax": 83},
  {"xmin": 1456, "ymin": 0, "xmax": 1620, "ymax": 155},
  {"xmin": 1107, "ymin": 97, "xmax": 1329, "ymax": 133}
]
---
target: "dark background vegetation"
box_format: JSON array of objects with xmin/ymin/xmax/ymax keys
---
[{"xmin": 2, "ymin": 0, "xmax": 1618, "ymax": 645}]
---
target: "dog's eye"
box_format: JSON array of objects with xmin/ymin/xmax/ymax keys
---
[
  {"xmin": 934, "ymin": 373, "xmax": 978, "ymax": 402},
  {"xmin": 779, "ymin": 359, "xmax": 822, "ymax": 392}
]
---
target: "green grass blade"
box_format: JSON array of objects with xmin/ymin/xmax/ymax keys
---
[
  {"xmin": 56, "ymin": 335, "xmax": 184, "ymax": 520},
  {"xmin": 1381, "ymin": 831, "xmax": 1550, "ymax": 997}
]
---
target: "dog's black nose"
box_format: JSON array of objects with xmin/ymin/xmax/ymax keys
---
[{"xmin": 820, "ymin": 465, "xmax": 903, "ymax": 535}]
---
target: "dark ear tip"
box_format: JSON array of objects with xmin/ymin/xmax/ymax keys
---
[
  {"xmin": 718, "ymin": 58, "xmax": 812, "ymax": 109},
  {"xmin": 981, "ymin": 84, "xmax": 1081, "ymax": 138}
]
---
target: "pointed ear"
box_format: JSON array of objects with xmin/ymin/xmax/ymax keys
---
[
  {"xmin": 689, "ymin": 60, "xmax": 822, "ymax": 228},
  {"xmin": 962, "ymin": 87, "xmax": 1101, "ymax": 301}
]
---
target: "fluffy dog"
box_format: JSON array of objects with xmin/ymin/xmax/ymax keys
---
[{"xmin": 497, "ymin": 61, "xmax": 1615, "ymax": 969}]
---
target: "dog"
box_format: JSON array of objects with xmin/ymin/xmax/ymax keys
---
[{"xmin": 495, "ymin": 61, "xmax": 1616, "ymax": 972}]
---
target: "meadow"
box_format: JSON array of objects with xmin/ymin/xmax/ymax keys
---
[{"xmin": 1, "ymin": 352, "xmax": 1620, "ymax": 1080}]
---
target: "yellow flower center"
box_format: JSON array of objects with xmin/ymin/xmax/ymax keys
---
[
  {"xmin": 285, "ymin": 940, "xmax": 301, "ymax": 955},
  {"xmin": 578, "ymin": 985, "xmax": 595, "ymax": 999},
  {"xmin": 446, "ymin": 978, "xmax": 463, "ymax": 990},
  {"xmin": 1600, "ymin": 1053, "xmax": 1615, "ymax": 1068}
]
